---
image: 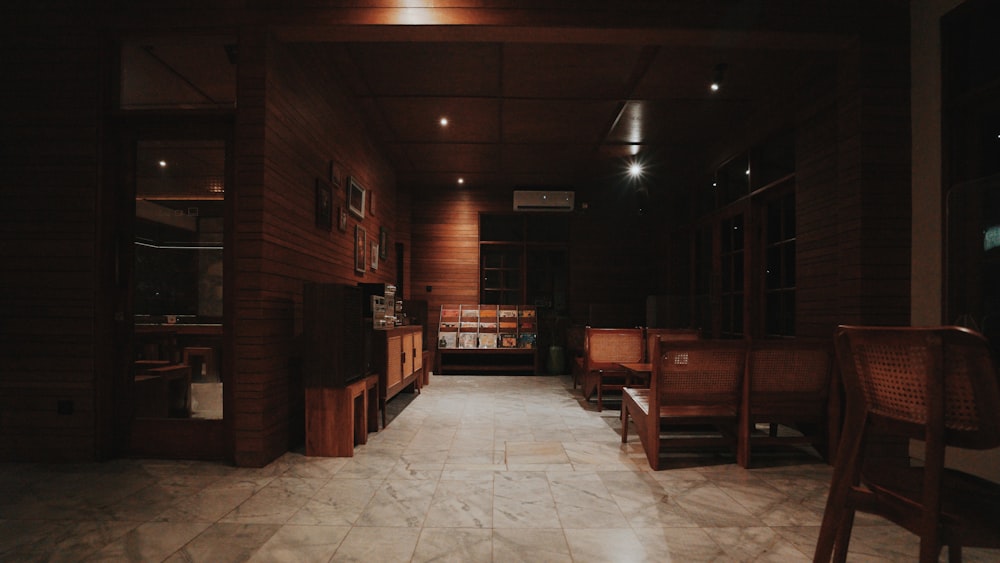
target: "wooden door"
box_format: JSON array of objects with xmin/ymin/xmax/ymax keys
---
[
  {"xmin": 402, "ymin": 333, "xmax": 414, "ymax": 378},
  {"xmin": 387, "ymin": 335, "xmax": 403, "ymax": 388},
  {"xmin": 413, "ymin": 331, "xmax": 423, "ymax": 371}
]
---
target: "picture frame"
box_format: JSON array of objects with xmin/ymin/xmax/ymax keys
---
[
  {"xmin": 315, "ymin": 177, "xmax": 333, "ymax": 231},
  {"xmin": 338, "ymin": 206, "xmax": 348, "ymax": 232},
  {"xmin": 347, "ymin": 176, "xmax": 366, "ymax": 220},
  {"xmin": 354, "ymin": 225, "xmax": 367, "ymax": 274},
  {"xmin": 328, "ymin": 159, "xmax": 341, "ymax": 189},
  {"xmin": 371, "ymin": 242, "xmax": 379, "ymax": 270},
  {"xmin": 379, "ymin": 227, "xmax": 388, "ymax": 259}
]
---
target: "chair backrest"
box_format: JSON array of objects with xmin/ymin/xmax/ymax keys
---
[
  {"xmin": 747, "ymin": 338, "xmax": 833, "ymax": 403},
  {"xmin": 653, "ymin": 339, "xmax": 746, "ymax": 406},
  {"xmin": 644, "ymin": 328, "xmax": 700, "ymax": 362},
  {"xmin": 584, "ymin": 327, "xmax": 644, "ymax": 369},
  {"xmin": 835, "ymin": 325, "xmax": 1000, "ymax": 450}
]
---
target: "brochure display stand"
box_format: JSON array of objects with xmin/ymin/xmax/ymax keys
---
[{"xmin": 437, "ymin": 304, "xmax": 538, "ymax": 374}]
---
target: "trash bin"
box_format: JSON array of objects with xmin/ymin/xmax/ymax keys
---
[{"xmin": 547, "ymin": 345, "xmax": 566, "ymax": 375}]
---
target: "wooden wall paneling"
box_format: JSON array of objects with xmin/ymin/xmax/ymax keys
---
[
  {"xmin": 834, "ymin": 30, "xmax": 911, "ymax": 328},
  {"xmin": 227, "ymin": 38, "xmax": 400, "ymax": 465},
  {"xmin": 0, "ymin": 19, "xmax": 104, "ymax": 461}
]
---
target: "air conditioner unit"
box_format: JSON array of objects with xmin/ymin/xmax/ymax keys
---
[{"xmin": 512, "ymin": 190, "xmax": 575, "ymax": 212}]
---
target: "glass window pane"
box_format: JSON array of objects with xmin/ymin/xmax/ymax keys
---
[
  {"xmin": 480, "ymin": 214, "xmax": 523, "ymax": 242},
  {"xmin": 527, "ymin": 214, "xmax": 569, "ymax": 242},
  {"xmin": 766, "ymin": 247, "xmax": 781, "ymax": 289},
  {"xmin": 784, "ymin": 242, "xmax": 797, "ymax": 287},
  {"xmin": 134, "ymin": 139, "xmax": 224, "ymax": 421}
]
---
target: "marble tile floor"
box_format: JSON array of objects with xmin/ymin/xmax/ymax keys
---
[{"xmin": 1, "ymin": 374, "xmax": 994, "ymax": 562}]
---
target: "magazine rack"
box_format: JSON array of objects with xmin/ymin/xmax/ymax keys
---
[{"xmin": 437, "ymin": 304, "xmax": 538, "ymax": 374}]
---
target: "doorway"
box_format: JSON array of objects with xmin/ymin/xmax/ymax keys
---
[{"xmin": 117, "ymin": 122, "xmax": 232, "ymax": 459}]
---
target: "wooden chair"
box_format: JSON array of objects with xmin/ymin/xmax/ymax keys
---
[
  {"xmin": 814, "ymin": 325, "xmax": 1000, "ymax": 563},
  {"xmin": 580, "ymin": 327, "xmax": 644, "ymax": 411},
  {"xmin": 622, "ymin": 338, "xmax": 746, "ymax": 469},
  {"xmin": 737, "ymin": 338, "xmax": 834, "ymax": 468}
]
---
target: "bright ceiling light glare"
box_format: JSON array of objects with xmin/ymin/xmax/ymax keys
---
[
  {"xmin": 439, "ymin": 117, "xmax": 449, "ymax": 127},
  {"xmin": 159, "ymin": 160, "xmax": 167, "ymax": 168},
  {"xmin": 628, "ymin": 161, "xmax": 643, "ymax": 178},
  {"xmin": 457, "ymin": 177, "xmax": 464, "ymax": 185},
  {"xmin": 395, "ymin": 1, "xmax": 438, "ymax": 25},
  {"xmin": 710, "ymin": 63, "xmax": 727, "ymax": 93}
]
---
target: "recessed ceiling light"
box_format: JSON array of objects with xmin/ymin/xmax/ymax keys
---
[
  {"xmin": 457, "ymin": 177, "xmax": 464, "ymax": 185},
  {"xmin": 159, "ymin": 160, "xmax": 167, "ymax": 168},
  {"xmin": 628, "ymin": 161, "xmax": 643, "ymax": 178},
  {"xmin": 439, "ymin": 117, "xmax": 449, "ymax": 126}
]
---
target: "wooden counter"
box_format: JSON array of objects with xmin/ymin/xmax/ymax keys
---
[{"xmin": 371, "ymin": 326, "xmax": 423, "ymax": 426}]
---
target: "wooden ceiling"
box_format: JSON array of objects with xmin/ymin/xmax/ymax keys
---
[
  {"xmin": 119, "ymin": 2, "xmax": 860, "ymax": 196},
  {"xmin": 267, "ymin": 1, "xmax": 854, "ymax": 195}
]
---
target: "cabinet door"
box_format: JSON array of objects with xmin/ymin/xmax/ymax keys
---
[
  {"xmin": 387, "ymin": 335, "xmax": 402, "ymax": 388},
  {"xmin": 413, "ymin": 331, "xmax": 423, "ymax": 371},
  {"xmin": 402, "ymin": 333, "xmax": 414, "ymax": 377}
]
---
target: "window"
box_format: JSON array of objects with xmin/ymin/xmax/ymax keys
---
[
  {"xmin": 763, "ymin": 191, "xmax": 796, "ymax": 336},
  {"xmin": 697, "ymin": 131, "xmax": 796, "ymax": 339},
  {"xmin": 479, "ymin": 214, "xmax": 568, "ymax": 310},
  {"xmin": 719, "ymin": 214, "xmax": 745, "ymax": 338}
]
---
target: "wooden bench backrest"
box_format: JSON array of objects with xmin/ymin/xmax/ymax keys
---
[
  {"xmin": 746, "ymin": 339, "xmax": 833, "ymax": 402},
  {"xmin": 644, "ymin": 328, "xmax": 700, "ymax": 362},
  {"xmin": 652, "ymin": 339, "xmax": 746, "ymax": 406},
  {"xmin": 584, "ymin": 327, "xmax": 644, "ymax": 370}
]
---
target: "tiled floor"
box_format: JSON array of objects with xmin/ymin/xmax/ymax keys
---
[{"xmin": 0, "ymin": 374, "xmax": 993, "ymax": 562}]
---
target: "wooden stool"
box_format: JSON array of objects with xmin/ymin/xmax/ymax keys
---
[{"xmin": 305, "ymin": 373, "xmax": 380, "ymax": 457}]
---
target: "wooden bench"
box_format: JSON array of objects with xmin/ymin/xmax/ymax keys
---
[
  {"xmin": 580, "ymin": 327, "xmax": 644, "ymax": 411},
  {"xmin": 737, "ymin": 338, "xmax": 834, "ymax": 468},
  {"xmin": 622, "ymin": 339, "xmax": 746, "ymax": 470},
  {"xmin": 623, "ymin": 337, "xmax": 835, "ymax": 470}
]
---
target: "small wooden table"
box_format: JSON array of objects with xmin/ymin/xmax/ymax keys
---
[{"xmin": 618, "ymin": 362, "xmax": 652, "ymax": 388}]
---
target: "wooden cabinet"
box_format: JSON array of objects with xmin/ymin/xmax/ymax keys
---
[{"xmin": 371, "ymin": 326, "xmax": 423, "ymax": 426}]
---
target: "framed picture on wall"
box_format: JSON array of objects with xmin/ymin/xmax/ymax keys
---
[
  {"xmin": 328, "ymin": 159, "xmax": 342, "ymax": 189},
  {"xmin": 355, "ymin": 225, "xmax": 367, "ymax": 274},
  {"xmin": 348, "ymin": 176, "xmax": 366, "ymax": 220},
  {"xmin": 379, "ymin": 227, "xmax": 388, "ymax": 259},
  {"xmin": 338, "ymin": 206, "xmax": 348, "ymax": 232},
  {"xmin": 371, "ymin": 242, "xmax": 379, "ymax": 270},
  {"xmin": 315, "ymin": 178, "xmax": 333, "ymax": 231}
]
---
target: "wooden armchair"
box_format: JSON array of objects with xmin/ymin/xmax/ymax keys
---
[
  {"xmin": 580, "ymin": 327, "xmax": 644, "ymax": 411},
  {"xmin": 737, "ymin": 338, "xmax": 834, "ymax": 468},
  {"xmin": 815, "ymin": 326, "xmax": 1000, "ymax": 562},
  {"xmin": 622, "ymin": 338, "xmax": 746, "ymax": 469}
]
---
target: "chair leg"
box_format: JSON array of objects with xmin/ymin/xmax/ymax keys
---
[
  {"xmin": 621, "ymin": 406, "xmax": 629, "ymax": 443},
  {"xmin": 831, "ymin": 509, "xmax": 855, "ymax": 563}
]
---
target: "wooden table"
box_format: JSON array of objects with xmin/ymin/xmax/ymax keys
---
[{"xmin": 618, "ymin": 362, "xmax": 652, "ymax": 388}]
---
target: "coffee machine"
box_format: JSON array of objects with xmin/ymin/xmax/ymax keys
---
[{"xmin": 359, "ymin": 283, "xmax": 397, "ymax": 328}]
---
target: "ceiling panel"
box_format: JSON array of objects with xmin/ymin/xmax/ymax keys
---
[
  {"xmin": 394, "ymin": 143, "xmax": 501, "ymax": 174},
  {"xmin": 375, "ymin": 97, "xmax": 501, "ymax": 143},
  {"xmin": 502, "ymin": 99, "xmax": 621, "ymax": 144},
  {"xmin": 502, "ymin": 43, "xmax": 646, "ymax": 99},
  {"xmin": 347, "ymin": 42, "xmax": 501, "ymax": 97}
]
